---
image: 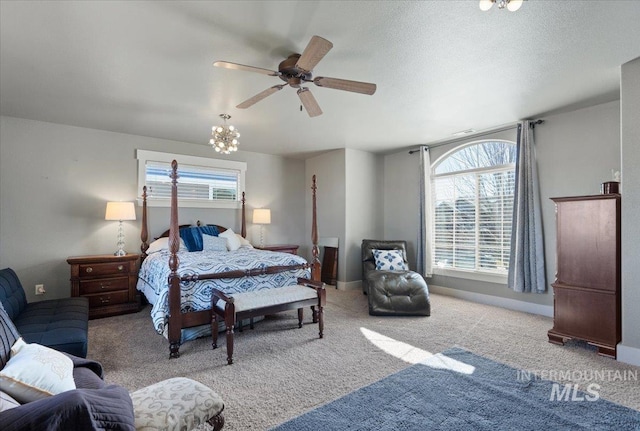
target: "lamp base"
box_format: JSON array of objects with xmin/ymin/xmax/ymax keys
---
[{"xmin": 114, "ymin": 249, "xmax": 127, "ymax": 257}]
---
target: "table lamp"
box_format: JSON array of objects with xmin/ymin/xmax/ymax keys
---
[
  {"xmin": 252, "ymin": 208, "xmax": 271, "ymax": 247},
  {"xmin": 105, "ymin": 201, "xmax": 136, "ymax": 256}
]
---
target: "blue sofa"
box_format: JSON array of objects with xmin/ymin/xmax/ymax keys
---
[{"xmin": 0, "ymin": 267, "xmax": 89, "ymax": 358}]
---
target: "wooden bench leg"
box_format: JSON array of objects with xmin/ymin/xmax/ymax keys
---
[
  {"xmin": 311, "ymin": 305, "xmax": 318, "ymax": 323},
  {"xmin": 317, "ymin": 303, "xmax": 324, "ymax": 339},
  {"xmin": 211, "ymin": 313, "xmax": 219, "ymax": 349},
  {"xmin": 224, "ymin": 302, "xmax": 235, "ymax": 365},
  {"xmin": 297, "ymin": 308, "xmax": 303, "ymax": 328}
]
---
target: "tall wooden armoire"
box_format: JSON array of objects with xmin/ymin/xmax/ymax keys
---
[{"xmin": 547, "ymin": 194, "xmax": 621, "ymax": 358}]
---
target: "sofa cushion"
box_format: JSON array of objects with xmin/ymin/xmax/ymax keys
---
[
  {"xmin": 15, "ymin": 298, "xmax": 89, "ymax": 358},
  {"xmin": 0, "ymin": 268, "xmax": 27, "ymax": 321}
]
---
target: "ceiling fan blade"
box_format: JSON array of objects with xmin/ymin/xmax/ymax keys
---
[
  {"xmin": 237, "ymin": 85, "xmax": 286, "ymax": 109},
  {"xmin": 297, "ymin": 88, "xmax": 323, "ymax": 117},
  {"xmin": 313, "ymin": 76, "xmax": 377, "ymax": 95},
  {"xmin": 214, "ymin": 61, "xmax": 280, "ymax": 76},
  {"xmin": 295, "ymin": 35, "xmax": 333, "ymax": 72}
]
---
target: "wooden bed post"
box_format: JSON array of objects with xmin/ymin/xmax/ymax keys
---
[
  {"xmin": 168, "ymin": 160, "xmax": 182, "ymax": 358},
  {"xmin": 140, "ymin": 186, "xmax": 149, "ymax": 260},
  {"xmin": 311, "ymin": 175, "xmax": 321, "ymax": 281},
  {"xmin": 241, "ymin": 191, "xmax": 246, "ymax": 238}
]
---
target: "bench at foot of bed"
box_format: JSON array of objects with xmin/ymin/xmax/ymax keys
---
[{"xmin": 210, "ymin": 278, "xmax": 326, "ymax": 365}]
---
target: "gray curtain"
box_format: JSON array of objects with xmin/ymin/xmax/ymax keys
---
[
  {"xmin": 508, "ymin": 121, "xmax": 546, "ymax": 293},
  {"xmin": 416, "ymin": 146, "xmax": 433, "ymax": 277}
]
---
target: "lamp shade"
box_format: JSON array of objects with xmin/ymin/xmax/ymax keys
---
[
  {"xmin": 252, "ymin": 208, "xmax": 271, "ymax": 225},
  {"xmin": 105, "ymin": 202, "xmax": 136, "ymax": 221}
]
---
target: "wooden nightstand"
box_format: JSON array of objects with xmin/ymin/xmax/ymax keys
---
[
  {"xmin": 67, "ymin": 254, "xmax": 141, "ymax": 319},
  {"xmin": 255, "ymin": 244, "xmax": 299, "ymax": 255}
]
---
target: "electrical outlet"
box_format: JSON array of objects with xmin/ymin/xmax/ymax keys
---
[{"xmin": 35, "ymin": 284, "xmax": 45, "ymax": 295}]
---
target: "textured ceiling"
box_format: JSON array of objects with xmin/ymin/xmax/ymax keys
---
[{"xmin": 1, "ymin": 1, "xmax": 639, "ymax": 158}]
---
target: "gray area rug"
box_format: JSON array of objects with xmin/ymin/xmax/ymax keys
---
[{"xmin": 272, "ymin": 347, "xmax": 640, "ymax": 431}]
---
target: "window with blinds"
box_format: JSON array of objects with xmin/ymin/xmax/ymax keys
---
[
  {"xmin": 136, "ymin": 150, "xmax": 246, "ymax": 208},
  {"xmin": 432, "ymin": 140, "xmax": 516, "ymax": 275}
]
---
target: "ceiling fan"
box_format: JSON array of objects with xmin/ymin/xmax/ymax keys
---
[{"xmin": 213, "ymin": 35, "xmax": 376, "ymax": 117}]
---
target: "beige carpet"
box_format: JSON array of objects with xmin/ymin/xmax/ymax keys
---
[{"xmin": 88, "ymin": 289, "xmax": 640, "ymax": 430}]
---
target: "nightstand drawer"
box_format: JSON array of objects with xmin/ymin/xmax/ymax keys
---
[
  {"xmin": 80, "ymin": 277, "xmax": 129, "ymax": 294},
  {"xmin": 85, "ymin": 291, "xmax": 129, "ymax": 308},
  {"xmin": 78, "ymin": 261, "xmax": 131, "ymax": 278}
]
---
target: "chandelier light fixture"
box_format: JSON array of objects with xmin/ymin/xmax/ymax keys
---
[
  {"xmin": 479, "ymin": 0, "xmax": 523, "ymax": 12},
  {"xmin": 210, "ymin": 113, "xmax": 240, "ymax": 154}
]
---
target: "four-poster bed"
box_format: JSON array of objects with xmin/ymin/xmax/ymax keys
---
[{"xmin": 137, "ymin": 160, "xmax": 321, "ymax": 358}]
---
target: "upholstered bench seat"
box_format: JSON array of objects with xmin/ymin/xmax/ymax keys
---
[
  {"xmin": 366, "ymin": 270, "xmax": 431, "ymax": 316},
  {"xmin": 131, "ymin": 377, "xmax": 225, "ymax": 431},
  {"xmin": 211, "ymin": 278, "xmax": 326, "ymax": 364}
]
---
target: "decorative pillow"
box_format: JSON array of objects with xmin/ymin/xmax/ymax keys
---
[
  {"xmin": 0, "ymin": 338, "xmax": 75, "ymax": 403},
  {"xmin": 202, "ymin": 234, "xmax": 228, "ymax": 252},
  {"xmin": 179, "ymin": 226, "xmax": 221, "ymax": 252},
  {"xmin": 179, "ymin": 227, "xmax": 203, "ymax": 252},
  {"xmin": 372, "ymin": 249, "xmax": 408, "ymax": 271},
  {"xmin": 199, "ymin": 225, "xmax": 220, "ymax": 237},
  {"xmin": 0, "ymin": 301, "xmax": 20, "ymax": 370},
  {"xmin": 220, "ymin": 229, "xmax": 242, "ymax": 251},
  {"xmin": 237, "ymin": 234, "xmax": 253, "ymax": 248},
  {"xmin": 147, "ymin": 237, "xmax": 186, "ymax": 254}
]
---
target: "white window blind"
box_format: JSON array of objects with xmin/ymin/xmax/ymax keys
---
[
  {"xmin": 136, "ymin": 150, "xmax": 246, "ymax": 208},
  {"xmin": 432, "ymin": 140, "xmax": 515, "ymax": 275}
]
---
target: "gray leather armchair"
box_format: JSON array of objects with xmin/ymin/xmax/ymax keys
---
[{"xmin": 361, "ymin": 239, "xmax": 430, "ymax": 316}]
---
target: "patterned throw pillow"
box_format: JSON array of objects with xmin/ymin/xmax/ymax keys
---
[
  {"xmin": 0, "ymin": 338, "xmax": 76, "ymax": 403},
  {"xmin": 372, "ymin": 249, "xmax": 408, "ymax": 271},
  {"xmin": 0, "ymin": 301, "xmax": 20, "ymax": 370}
]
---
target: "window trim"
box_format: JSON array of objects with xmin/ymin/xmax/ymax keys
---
[
  {"xmin": 136, "ymin": 149, "xmax": 246, "ymax": 209},
  {"xmin": 430, "ymin": 139, "xmax": 515, "ymax": 281}
]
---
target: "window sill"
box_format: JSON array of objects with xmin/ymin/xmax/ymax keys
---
[{"xmin": 430, "ymin": 267, "xmax": 507, "ymax": 284}]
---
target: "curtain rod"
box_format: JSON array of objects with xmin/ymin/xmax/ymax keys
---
[{"xmin": 408, "ymin": 119, "xmax": 544, "ymax": 154}]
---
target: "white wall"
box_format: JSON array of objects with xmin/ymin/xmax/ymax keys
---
[
  {"xmin": 305, "ymin": 150, "xmax": 346, "ymax": 277},
  {"xmin": 305, "ymin": 148, "xmax": 383, "ymax": 287},
  {"xmin": 0, "ymin": 116, "xmax": 306, "ymax": 302},
  {"xmin": 382, "ymin": 100, "xmax": 621, "ymax": 307},
  {"xmin": 345, "ymin": 148, "xmax": 383, "ymax": 283},
  {"xmin": 619, "ymin": 57, "xmax": 640, "ymax": 364}
]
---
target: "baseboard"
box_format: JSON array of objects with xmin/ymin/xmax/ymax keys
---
[
  {"xmin": 336, "ymin": 280, "xmax": 361, "ymax": 291},
  {"xmin": 429, "ymin": 284, "xmax": 554, "ymax": 317},
  {"xmin": 617, "ymin": 344, "xmax": 640, "ymax": 366}
]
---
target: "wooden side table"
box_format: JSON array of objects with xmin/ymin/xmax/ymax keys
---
[
  {"xmin": 255, "ymin": 244, "xmax": 299, "ymax": 255},
  {"xmin": 67, "ymin": 254, "xmax": 141, "ymax": 319}
]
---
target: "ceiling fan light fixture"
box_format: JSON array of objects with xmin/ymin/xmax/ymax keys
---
[
  {"xmin": 210, "ymin": 113, "xmax": 240, "ymax": 154},
  {"xmin": 479, "ymin": 0, "xmax": 494, "ymax": 11},
  {"xmin": 506, "ymin": 0, "xmax": 523, "ymax": 11}
]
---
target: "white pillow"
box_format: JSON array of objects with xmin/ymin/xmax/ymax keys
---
[
  {"xmin": 219, "ymin": 229, "xmax": 242, "ymax": 251},
  {"xmin": 237, "ymin": 233, "xmax": 253, "ymax": 248},
  {"xmin": 147, "ymin": 237, "xmax": 186, "ymax": 254},
  {"xmin": 0, "ymin": 338, "xmax": 76, "ymax": 403},
  {"xmin": 372, "ymin": 249, "xmax": 408, "ymax": 271},
  {"xmin": 202, "ymin": 234, "xmax": 228, "ymax": 252}
]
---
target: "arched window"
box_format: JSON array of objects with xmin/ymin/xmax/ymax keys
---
[{"xmin": 431, "ymin": 140, "xmax": 516, "ymax": 276}]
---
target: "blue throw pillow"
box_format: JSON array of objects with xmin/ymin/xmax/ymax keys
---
[
  {"xmin": 372, "ymin": 249, "xmax": 408, "ymax": 271},
  {"xmin": 199, "ymin": 225, "xmax": 219, "ymax": 237},
  {"xmin": 179, "ymin": 225, "xmax": 221, "ymax": 252}
]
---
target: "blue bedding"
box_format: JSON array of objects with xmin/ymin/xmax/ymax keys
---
[{"xmin": 137, "ymin": 246, "xmax": 309, "ymax": 340}]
